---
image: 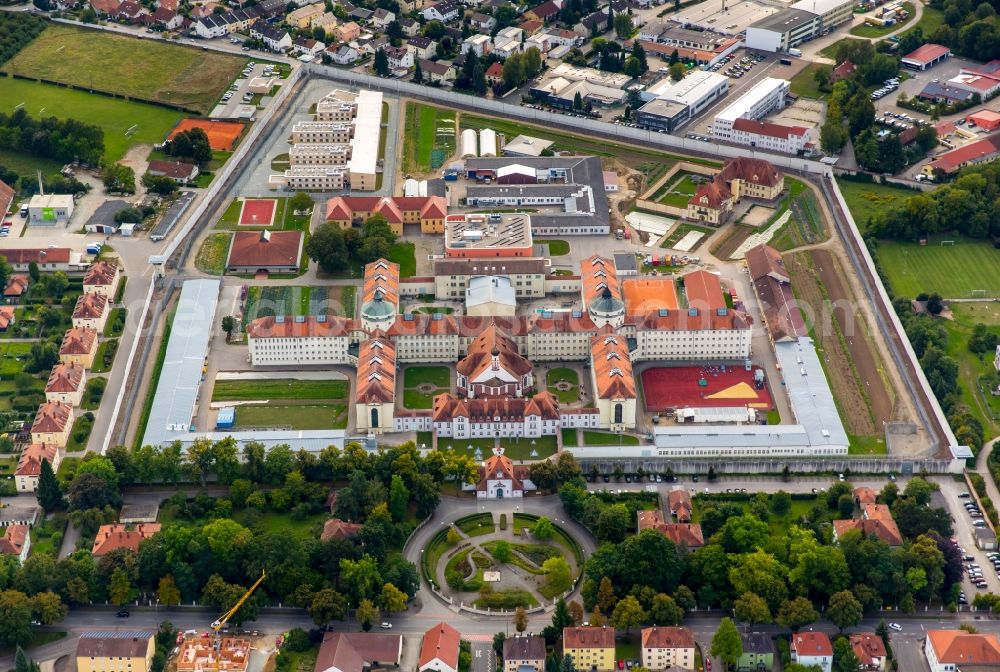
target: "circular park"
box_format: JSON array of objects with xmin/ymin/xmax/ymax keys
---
[{"xmin": 421, "ymin": 511, "xmax": 586, "ymax": 613}]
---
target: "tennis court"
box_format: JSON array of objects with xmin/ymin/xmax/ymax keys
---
[
  {"xmin": 239, "ymin": 199, "xmax": 277, "ymax": 227},
  {"xmin": 168, "ymin": 118, "xmax": 245, "ymax": 151}
]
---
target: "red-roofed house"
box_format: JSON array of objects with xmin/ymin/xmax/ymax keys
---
[
  {"xmin": 148, "ymin": 159, "xmax": 199, "ymax": 184},
  {"xmin": 686, "ymin": 179, "xmax": 731, "ymax": 225},
  {"xmin": 485, "ymin": 62, "xmax": 504, "ymax": 87},
  {"xmin": 45, "ymin": 362, "xmax": 86, "ymax": 406},
  {"xmin": 851, "ymin": 633, "xmax": 887, "ymax": 672},
  {"xmin": 0, "ymin": 524, "xmax": 30, "ymax": 563},
  {"xmin": 966, "ymin": 109, "xmax": 1000, "ymax": 131},
  {"xmin": 0, "ymin": 179, "xmax": 14, "ymax": 221},
  {"xmin": 476, "ymin": 453, "xmax": 525, "ymax": 499},
  {"xmin": 60, "ymin": 327, "xmax": 99, "ymax": 368},
  {"xmin": 83, "ymin": 261, "xmax": 121, "ymax": 298},
  {"xmin": 667, "ymin": 489, "xmax": 692, "ymax": 522},
  {"xmin": 902, "ymin": 43, "xmax": 951, "ymax": 70},
  {"xmin": 0, "ymin": 307, "xmax": 15, "ymax": 332},
  {"xmin": 922, "ymin": 132, "xmax": 1000, "ymax": 177},
  {"xmin": 791, "ymin": 632, "xmax": 832, "ymax": 672},
  {"xmin": 320, "ymin": 518, "xmax": 363, "ymax": 541},
  {"xmin": 92, "ymin": 524, "xmax": 162, "ymax": 556},
  {"xmin": 640, "ymin": 627, "xmax": 695, "ymax": 672},
  {"xmin": 31, "ymin": 402, "xmax": 73, "ymax": 448},
  {"xmin": 4, "ymin": 274, "xmax": 29, "ymax": 300},
  {"xmin": 325, "ymin": 196, "xmax": 447, "ymax": 235},
  {"xmin": 15, "ymin": 443, "xmax": 60, "ymax": 493},
  {"xmin": 355, "ymin": 337, "xmax": 396, "ymax": 434},
  {"xmin": 90, "ymin": 0, "xmax": 122, "ymax": 14},
  {"xmin": 925, "ymin": 630, "xmax": 1000, "ymax": 672},
  {"xmin": 226, "ymin": 230, "xmax": 304, "ymax": 274},
  {"xmin": 730, "ymin": 117, "xmax": 812, "ymax": 154},
  {"xmin": 418, "ymin": 623, "xmax": 460, "ymax": 672},
  {"xmin": 72, "ymin": 292, "xmax": 109, "ymax": 331},
  {"xmin": 831, "ymin": 59, "xmax": 855, "ymax": 83}
]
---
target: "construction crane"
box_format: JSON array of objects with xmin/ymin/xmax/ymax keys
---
[{"xmin": 210, "ymin": 572, "xmax": 266, "ymax": 672}]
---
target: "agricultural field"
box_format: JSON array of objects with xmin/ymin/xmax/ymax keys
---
[
  {"xmin": 402, "ymin": 102, "xmax": 456, "ymax": 173},
  {"xmin": 876, "ymin": 239, "xmax": 1000, "ymax": 299},
  {"xmin": 836, "ymin": 177, "xmax": 917, "ymax": 230},
  {"xmin": 660, "ymin": 222, "xmax": 714, "ymax": 249},
  {"xmin": 243, "ymin": 286, "xmax": 356, "ymax": 322},
  {"xmin": 939, "ymin": 303, "xmax": 1000, "ymax": 440},
  {"xmin": 7, "ymin": 24, "xmax": 246, "ymax": 115},
  {"xmin": 0, "ymin": 78, "xmax": 182, "ymax": 163},
  {"xmin": 771, "ymin": 188, "xmax": 827, "ymax": 251}
]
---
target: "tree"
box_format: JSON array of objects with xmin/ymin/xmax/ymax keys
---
[
  {"xmin": 289, "ymin": 192, "xmax": 314, "ymax": 214},
  {"xmin": 573, "ymin": 91, "xmax": 584, "ymax": 110},
  {"xmin": 157, "ymin": 575, "xmax": 181, "ymax": 607},
  {"xmin": 413, "ymin": 59, "xmax": 424, "ymax": 83},
  {"xmin": 669, "ymin": 62, "xmax": 686, "ymax": 82},
  {"xmin": 552, "ymin": 598, "xmax": 573, "ymax": 631},
  {"xmin": 492, "ymin": 540, "xmax": 513, "ymax": 563},
  {"xmin": 102, "ymin": 164, "xmax": 136, "ymax": 195},
  {"xmin": 142, "ymin": 173, "xmax": 178, "ymax": 195},
  {"xmin": 27, "ymin": 261, "xmax": 40, "ymax": 284},
  {"xmin": 833, "ymin": 636, "xmax": 860, "ymax": 672},
  {"xmin": 109, "ymin": 567, "xmax": 134, "ymax": 607},
  {"xmin": 814, "ymin": 66, "xmax": 831, "ymax": 91},
  {"xmin": 533, "ymin": 516, "xmax": 555, "ymax": 540},
  {"xmin": 710, "ymin": 618, "xmax": 742, "ymax": 667},
  {"xmin": 356, "ymin": 598, "xmax": 379, "ymax": 631},
  {"xmin": 14, "ymin": 647, "xmax": 38, "ymax": 672},
  {"xmin": 543, "ymin": 557, "xmax": 573, "ymax": 594},
  {"xmin": 597, "ymin": 576, "xmax": 616, "ymax": 612},
  {"xmin": 514, "ymin": 606, "xmax": 528, "ymax": 632},
  {"xmin": 734, "ymin": 592, "xmax": 771, "ymax": 625},
  {"xmin": 649, "ymin": 593, "xmax": 683, "ymax": 626},
  {"xmin": 772, "ymin": 491, "xmax": 792, "ymax": 515},
  {"xmin": 306, "ymin": 222, "xmax": 350, "ymax": 273},
  {"xmin": 388, "ymin": 474, "xmax": 409, "ymax": 522},
  {"xmin": 30, "ymin": 592, "xmax": 67, "ymax": 625},
  {"xmin": 561, "ymin": 654, "xmax": 575, "ymax": 672},
  {"xmin": 828, "ymin": 590, "xmax": 863, "ymax": 631},
  {"xmin": 374, "ymin": 48, "xmax": 390, "ymax": 76},
  {"xmin": 379, "ymin": 582, "xmax": 408, "ymax": 614},
  {"xmin": 610, "ymin": 595, "xmax": 645, "ymax": 634},
  {"xmin": 613, "ymin": 12, "xmax": 632, "ymax": 38},
  {"xmin": 221, "ymin": 316, "xmax": 235, "ymax": 342},
  {"xmin": 310, "ymin": 588, "xmax": 346, "ymax": 625},
  {"xmin": 36, "ymin": 458, "xmax": 63, "ymax": 512},
  {"xmin": 777, "ymin": 597, "xmax": 819, "ymax": 631}
]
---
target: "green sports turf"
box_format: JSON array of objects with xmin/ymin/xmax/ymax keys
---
[
  {"xmin": 7, "ymin": 24, "xmax": 246, "ymax": 115},
  {"xmin": 877, "ymin": 240, "xmax": 1000, "ymax": 299},
  {"xmin": 0, "ymin": 78, "xmax": 181, "ymax": 163}
]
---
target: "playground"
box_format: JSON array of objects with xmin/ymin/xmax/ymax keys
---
[{"xmin": 640, "ymin": 365, "xmax": 773, "ymax": 412}]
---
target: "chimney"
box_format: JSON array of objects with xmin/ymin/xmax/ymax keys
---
[{"xmin": 260, "ymin": 230, "xmax": 271, "ymax": 243}]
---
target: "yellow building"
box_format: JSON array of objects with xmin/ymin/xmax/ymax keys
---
[
  {"xmin": 59, "ymin": 327, "xmax": 99, "ymax": 369},
  {"xmin": 563, "ymin": 627, "xmax": 616, "ymax": 672},
  {"xmin": 76, "ymin": 631, "xmax": 155, "ymax": 672},
  {"xmin": 286, "ymin": 2, "xmax": 324, "ymax": 28},
  {"xmin": 31, "ymin": 402, "xmax": 73, "ymax": 449}
]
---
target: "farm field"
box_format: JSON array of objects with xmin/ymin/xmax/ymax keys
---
[
  {"xmin": 660, "ymin": 222, "xmax": 714, "ymax": 249},
  {"xmin": 7, "ymin": 24, "xmax": 246, "ymax": 115},
  {"xmin": 194, "ymin": 233, "xmax": 230, "ymax": 276},
  {"xmin": 402, "ymin": 102, "xmax": 456, "ymax": 173},
  {"xmin": 877, "ymin": 239, "xmax": 1000, "ymax": 299},
  {"xmin": 0, "ymin": 78, "xmax": 181, "ymax": 163},
  {"xmin": 836, "ymin": 177, "xmax": 916, "ymax": 230}
]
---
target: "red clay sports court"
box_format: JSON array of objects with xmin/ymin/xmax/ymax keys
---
[
  {"xmin": 641, "ymin": 365, "xmax": 773, "ymax": 412},
  {"xmin": 238, "ymin": 199, "xmax": 277, "ymax": 227}
]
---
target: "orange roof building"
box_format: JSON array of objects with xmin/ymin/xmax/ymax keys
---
[
  {"xmin": 563, "ymin": 627, "xmax": 615, "ymax": 672},
  {"xmin": 83, "ymin": 261, "xmax": 121, "ymax": 298},
  {"xmin": 667, "ymin": 489, "xmax": 692, "ymax": 522},
  {"xmin": 641, "ymin": 627, "xmax": 695, "ymax": 671},
  {"xmin": 456, "ymin": 322, "xmax": 533, "ymax": 399},
  {"xmin": 0, "ymin": 306, "xmax": 14, "ymax": 331},
  {"xmin": 360, "ymin": 258, "xmax": 399, "ymax": 331},
  {"xmin": 31, "ymin": 401, "xmax": 73, "ymax": 448},
  {"xmin": 621, "ymin": 277, "xmax": 679, "ymax": 317},
  {"xmin": 850, "ymin": 633, "xmax": 887, "ymax": 670},
  {"xmin": 925, "ymin": 630, "xmax": 1000, "ymax": 671},
  {"xmin": 476, "ymin": 453, "xmax": 527, "ymax": 499},
  {"xmin": 15, "ymin": 443, "xmax": 60, "ymax": 494},
  {"xmin": 4, "ymin": 274, "xmax": 29, "ymax": 298},
  {"xmin": 833, "ymin": 503, "xmax": 903, "ymax": 547},
  {"xmin": 326, "ymin": 196, "xmax": 447, "ymax": 235},
  {"xmin": 589, "ymin": 331, "xmax": 637, "ymax": 431},
  {"xmin": 687, "ymin": 157, "xmax": 784, "ymax": 225},
  {"xmin": 636, "ymin": 510, "xmax": 704, "ymax": 548},
  {"xmin": 418, "ymin": 623, "xmax": 460, "ymax": 672},
  {"xmin": 45, "ymin": 362, "xmax": 86, "ymax": 406},
  {"xmin": 72, "ymin": 293, "xmax": 109, "ymax": 331},
  {"xmin": 226, "ymin": 230, "xmax": 303, "ymax": 275},
  {"xmin": 683, "ymin": 270, "xmax": 726, "ymax": 313},
  {"xmin": 355, "ymin": 337, "xmax": 396, "ymax": 435},
  {"xmin": 176, "ymin": 635, "xmax": 251, "ymax": 672},
  {"xmin": 791, "ymin": 632, "xmax": 833, "ymax": 670},
  {"xmin": 92, "ymin": 523, "xmax": 162, "ymax": 556},
  {"xmin": 60, "ymin": 327, "xmax": 99, "ymax": 368},
  {"xmin": 581, "ymin": 256, "xmax": 625, "ymax": 327},
  {"xmin": 0, "ymin": 524, "xmax": 30, "ymax": 563},
  {"xmin": 320, "ymin": 518, "xmax": 363, "ymax": 541}
]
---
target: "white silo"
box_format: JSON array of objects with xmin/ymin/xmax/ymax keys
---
[
  {"xmin": 479, "ymin": 128, "xmax": 497, "ymax": 157},
  {"xmin": 404, "ymin": 178, "xmax": 419, "ymax": 197},
  {"xmin": 461, "ymin": 128, "xmax": 478, "ymax": 158}
]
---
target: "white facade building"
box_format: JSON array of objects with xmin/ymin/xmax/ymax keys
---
[
  {"xmin": 729, "ymin": 118, "xmax": 812, "ymax": 154},
  {"xmin": 712, "ymin": 78, "xmax": 790, "ymax": 141}
]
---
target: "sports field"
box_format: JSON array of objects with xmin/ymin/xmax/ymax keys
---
[
  {"xmin": 640, "ymin": 365, "xmax": 773, "ymax": 412},
  {"xmin": 169, "ymin": 119, "xmax": 245, "ymax": 151},
  {"xmin": 0, "ymin": 78, "xmax": 181, "ymax": 163},
  {"xmin": 7, "ymin": 24, "xmax": 246, "ymax": 114},
  {"xmin": 239, "ymin": 199, "xmax": 277, "ymax": 227},
  {"xmin": 877, "ymin": 239, "xmax": 1000, "ymax": 299},
  {"xmin": 402, "ymin": 102, "xmax": 456, "ymax": 173}
]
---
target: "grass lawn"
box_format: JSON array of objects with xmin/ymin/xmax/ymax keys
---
[
  {"xmin": 412, "ymin": 306, "xmax": 454, "ymax": 314},
  {"xmin": 537, "ymin": 239, "xmax": 570, "ymax": 256},
  {"xmin": 939, "ymin": 303, "xmax": 1000, "ymax": 440},
  {"xmin": 547, "ymin": 367, "xmax": 580, "ymax": 404},
  {"xmin": 91, "ymin": 339, "xmax": 118, "ymax": 374},
  {"xmin": 616, "ymin": 638, "xmax": 642, "ymax": 661},
  {"xmin": 81, "ymin": 376, "xmax": 106, "ymax": 411},
  {"xmin": 835, "ymin": 177, "xmax": 916, "ymax": 230},
  {"xmin": 901, "ymin": 5, "xmax": 944, "ymax": 39},
  {"xmin": 581, "ymin": 431, "xmax": 641, "ymax": 446},
  {"xmin": 66, "ymin": 414, "xmax": 94, "ymax": 452},
  {"xmin": 652, "ymin": 171, "xmax": 702, "ymax": 207},
  {"xmin": 850, "ymin": 2, "xmax": 915, "ymax": 36},
  {"xmin": 212, "ymin": 378, "xmax": 348, "ymax": 401},
  {"xmin": 235, "ymin": 403, "xmax": 348, "ymax": 430},
  {"xmin": 194, "ymin": 232, "xmax": 231, "ymax": 275},
  {"xmin": 389, "ymin": 242, "xmax": 416, "ymax": 278},
  {"xmin": 456, "ymin": 513, "xmax": 495, "ymax": 536},
  {"xmin": 876, "ymin": 238, "xmax": 1000, "ymax": 299},
  {"xmin": 661, "ymin": 222, "xmax": 714, "ymax": 249},
  {"xmin": 438, "ymin": 435, "xmax": 558, "ymax": 460},
  {"xmin": 103, "ymin": 307, "xmax": 126, "ymax": 337},
  {"xmin": 30, "ymin": 514, "xmax": 67, "ymax": 558},
  {"xmin": 8, "ymin": 24, "xmax": 246, "ymax": 115},
  {"xmin": 789, "ymin": 63, "xmax": 831, "ymax": 99},
  {"xmin": 0, "ymin": 77, "xmax": 182, "ymax": 164},
  {"xmin": 402, "ymin": 102, "xmax": 456, "ymax": 173},
  {"xmin": 819, "ymin": 37, "xmax": 869, "ymax": 60},
  {"xmin": 0, "ymin": 148, "xmax": 63, "ymax": 181},
  {"xmin": 0, "ymin": 342, "xmax": 31, "ymax": 376},
  {"xmin": 241, "ymin": 511, "xmax": 326, "ymax": 538},
  {"xmin": 0, "ymin": 457, "xmax": 15, "ymax": 477},
  {"xmin": 561, "ymin": 427, "xmax": 578, "ymax": 446},
  {"xmin": 403, "ymin": 365, "xmax": 451, "ymax": 388},
  {"xmin": 403, "ymin": 389, "xmax": 437, "ymax": 409},
  {"xmin": 849, "ymin": 434, "xmax": 888, "ymax": 455}
]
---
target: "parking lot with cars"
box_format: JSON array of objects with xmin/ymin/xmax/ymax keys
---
[{"xmin": 212, "ymin": 61, "xmax": 280, "ymax": 117}]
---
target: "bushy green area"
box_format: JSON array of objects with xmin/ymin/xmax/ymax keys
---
[
  {"xmin": 194, "ymin": 233, "xmax": 231, "ymax": 275},
  {"xmin": 0, "ymin": 12, "xmax": 46, "ymax": 66}
]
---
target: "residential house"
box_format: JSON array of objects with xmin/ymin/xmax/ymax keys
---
[
  {"xmin": 421, "ymin": 0, "xmax": 461, "ymax": 22},
  {"xmin": 112, "ymin": 0, "xmax": 148, "ymax": 22},
  {"xmin": 418, "ymin": 623, "xmax": 461, "ymax": 672},
  {"xmin": 924, "ymin": 630, "xmax": 1000, "ymax": 672},
  {"xmin": 286, "ymin": 2, "xmax": 324, "ymax": 28},
  {"xmin": 407, "ymin": 35, "xmax": 436, "ymax": 60},
  {"xmin": 314, "ymin": 632, "xmax": 403, "ymax": 672},
  {"xmin": 476, "ymin": 454, "xmax": 527, "ymax": 499},
  {"xmin": 76, "ymin": 631, "xmax": 156, "ymax": 672},
  {"xmin": 4, "ymin": 274, "xmax": 29, "ymax": 301},
  {"xmin": 486, "ymin": 62, "xmax": 503, "ymax": 86},
  {"xmin": 636, "ymin": 511, "xmax": 704, "ymax": 548},
  {"xmin": 192, "ymin": 8, "xmax": 258, "ymax": 37},
  {"xmin": 92, "ymin": 523, "xmax": 162, "ymax": 556},
  {"xmin": 519, "ymin": 18, "xmax": 544, "ymax": 35},
  {"xmin": 493, "ymin": 35, "xmax": 521, "ymax": 58},
  {"xmin": 252, "ymin": 24, "xmax": 293, "ymax": 51},
  {"xmin": 832, "ymin": 503, "xmax": 903, "ymax": 547},
  {"xmin": 320, "ymin": 518, "xmax": 363, "ymax": 541},
  {"xmin": 147, "ymin": 159, "xmax": 199, "ymax": 184},
  {"xmin": 0, "ymin": 307, "xmax": 13, "ymax": 332},
  {"xmin": 399, "ymin": 17, "xmax": 420, "ymax": 35},
  {"xmin": 470, "ymin": 11, "xmax": 496, "ymax": 31},
  {"xmin": 72, "ymin": 293, "xmax": 109, "ymax": 332},
  {"xmin": 790, "ymin": 632, "xmax": 832, "ymax": 672},
  {"xmin": 831, "ymin": 59, "xmax": 855, "ymax": 82},
  {"xmin": 502, "ymin": 636, "xmax": 545, "ymax": 672},
  {"xmin": 563, "ymin": 627, "xmax": 615, "ymax": 672},
  {"xmin": 384, "ymin": 45, "xmax": 414, "ymax": 69},
  {"xmin": 148, "ymin": 7, "xmax": 184, "ymax": 29},
  {"xmin": 0, "ymin": 524, "xmax": 30, "ymax": 564},
  {"xmin": 255, "ymin": 0, "xmax": 288, "ymax": 16},
  {"xmin": 330, "ymin": 44, "xmax": 361, "ymax": 64},
  {"xmin": 668, "ymin": 489, "xmax": 692, "ymax": 522},
  {"xmin": 850, "ymin": 633, "xmax": 887, "ymax": 672},
  {"xmin": 60, "ymin": 327, "xmax": 98, "ymax": 368},
  {"xmin": 922, "ymin": 132, "xmax": 1000, "ymax": 177},
  {"xmin": 30, "ymin": 402, "xmax": 73, "ymax": 449},
  {"xmin": 371, "ymin": 7, "xmax": 395, "ymax": 28},
  {"xmin": 334, "ymin": 21, "xmax": 362, "ymax": 41},
  {"xmin": 90, "ymin": 0, "xmax": 121, "ymax": 15},
  {"xmin": 576, "ymin": 9, "xmax": 608, "ymax": 35},
  {"xmin": 349, "ymin": 7, "xmax": 373, "ymax": 21},
  {"xmin": 640, "ymin": 626, "xmax": 696, "ymax": 671},
  {"xmin": 418, "ymin": 58, "xmax": 457, "ymax": 84},
  {"xmin": 45, "ymin": 362, "xmax": 86, "ymax": 406},
  {"xmin": 526, "ymin": 0, "xmax": 559, "ymax": 22},
  {"xmin": 737, "ymin": 632, "xmax": 774, "ymax": 672},
  {"xmin": 312, "ymin": 12, "xmax": 338, "ymax": 32},
  {"xmin": 15, "ymin": 443, "xmax": 60, "ymax": 494},
  {"xmin": 2, "ymin": 248, "xmax": 74, "ymax": 273},
  {"xmin": 293, "ymin": 37, "xmax": 326, "ymax": 57},
  {"xmin": 463, "ymin": 33, "xmax": 491, "ymax": 56}
]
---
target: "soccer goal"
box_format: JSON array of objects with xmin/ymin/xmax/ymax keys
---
[
  {"xmin": 940, "ymin": 240, "xmax": 955, "ymax": 246},
  {"xmin": 971, "ymin": 289, "xmax": 987, "ymax": 298}
]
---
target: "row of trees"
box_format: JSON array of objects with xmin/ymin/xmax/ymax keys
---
[{"xmin": 0, "ymin": 108, "xmax": 104, "ymax": 166}]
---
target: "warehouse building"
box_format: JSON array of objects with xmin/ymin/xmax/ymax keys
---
[
  {"xmin": 636, "ymin": 71, "xmax": 729, "ymax": 132},
  {"xmin": 901, "ymin": 43, "xmax": 951, "ymax": 70},
  {"xmin": 790, "ymin": 0, "xmax": 852, "ymax": 29},
  {"xmin": 745, "ymin": 8, "xmax": 820, "ymax": 52},
  {"xmin": 27, "ymin": 194, "xmax": 74, "ymax": 226},
  {"xmin": 712, "ymin": 78, "xmax": 790, "ymax": 141},
  {"xmin": 637, "ymin": 99, "xmax": 691, "ymax": 132}
]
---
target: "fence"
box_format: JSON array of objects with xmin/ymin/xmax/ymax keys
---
[{"xmin": 569, "ymin": 454, "xmax": 963, "ymax": 474}]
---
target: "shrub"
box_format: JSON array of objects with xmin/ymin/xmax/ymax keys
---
[{"xmin": 499, "ymin": 513, "xmax": 507, "ymax": 530}]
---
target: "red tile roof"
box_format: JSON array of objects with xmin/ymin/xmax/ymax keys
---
[
  {"xmin": 60, "ymin": 327, "xmax": 98, "ymax": 355},
  {"xmin": 247, "ymin": 315, "xmax": 358, "ymax": 338},
  {"xmin": 928, "ymin": 133, "xmax": 1000, "ymax": 173},
  {"xmin": 563, "ymin": 627, "xmax": 615, "ymax": 650},
  {"xmin": 718, "ymin": 156, "xmax": 783, "ymax": 189},
  {"xmin": 683, "ymin": 270, "xmax": 726, "ymax": 313},
  {"xmin": 356, "ymin": 337, "xmax": 396, "ymax": 404},
  {"xmin": 926, "ymin": 631, "xmax": 1000, "ymax": 665},
  {"xmin": 477, "ymin": 454, "xmax": 524, "ymax": 492},
  {"xmin": 831, "ymin": 59, "xmax": 855, "ymax": 81},
  {"xmin": 32, "ymin": 402, "xmax": 72, "ymax": 434},
  {"xmin": 850, "ymin": 633, "xmax": 887, "ymax": 666},
  {"xmin": 15, "ymin": 444, "xmax": 58, "ymax": 478},
  {"xmin": 833, "ymin": 518, "xmax": 903, "ymax": 547},
  {"xmin": 227, "ymin": 230, "xmax": 303, "ymax": 269},
  {"xmin": 419, "ymin": 623, "xmax": 460, "ymax": 671},
  {"xmin": 0, "ymin": 306, "xmax": 14, "ymax": 330},
  {"xmin": 320, "ymin": 518, "xmax": 363, "ymax": 541},
  {"xmin": 84, "ymin": 261, "xmax": 118, "ymax": 287},
  {"xmin": 591, "ymin": 332, "xmax": 635, "ymax": 400},
  {"xmin": 92, "ymin": 523, "xmax": 162, "ymax": 555},
  {"xmin": 73, "ymin": 293, "xmax": 108, "ymax": 320},
  {"xmin": 45, "ymin": 362, "xmax": 85, "ymax": 394},
  {"xmin": 325, "ymin": 196, "xmax": 446, "ymax": 223},
  {"xmin": 689, "ymin": 178, "xmax": 731, "ymax": 210},
  {"xmin": 581, "ymin": 254, "xmax": 621, "ymax": 307},
  {"xmin": 641, "ymin": 626, "xmax": 695, "ymax": 650},
  {"xmin": 2, "ymin": 248, "xmax": 71, "ymax": 265},
  {"xmin": 456, "ymin": 322, "xmax": 532, "ymax": 380},
  {"xmin": 363, "ymin": 258, "xmax": 400, "ymax": 306},
  {"xmin": 0, "ymin": 524, "xmax": 28, "ymax": 557},
  {"xmin": 0, "ymin": 179, "xmax": 14, "ymax": 219},
  {"xmin": 485, "ymin": 62, "xmax": 503, "ymax": 79},
  {"xmin": 902, "ymin": 43, "xmax": 950, "ymax": 64},
  {"xmin": 792, "ymin": 632, "xmax": 832, "ymax": 658},
  {"xmin": 667, "ymin": 489, "xmax": 692, "ymax": 520},
  {"xmin": 433, "ymin": 391, "xmax": 560, "ymax": 423},
  {"xmin": 148, "ymin": 160, "xmax": 198, "ymax": 180},
  {"xmin": 316, "ymin": 632, "xmax": 402, "ymax": 672},
  {"xmin": 732, "ymin": 117, "xmax": 809, "ymax": 140},
  {"xmin": 4, "ymin": 274, "xmax": 29, "ymax": 297},
  {"xmin": 660, "ymin": 523, "xmax": 704, "ymax": 548}
]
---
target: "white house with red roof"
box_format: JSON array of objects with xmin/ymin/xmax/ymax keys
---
[
  {"xmin": 791, "ymin": 632, "xmax": 832, "ymax": 672},
  {"xmin": 418, "ymin": 623, "xmax": 460, "ymax": 672},
  {"xmin": 0, "ymin": 524, "xmax": 30, "ymax": 563},
  {"xmin": 476, "ymin": 453, "xmax": 525, "ymax": 499},
  {"xmin": 729, "ymin": 118, "xmax": 812, "ymax": 155}
]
